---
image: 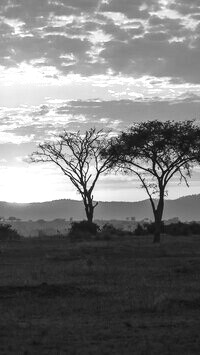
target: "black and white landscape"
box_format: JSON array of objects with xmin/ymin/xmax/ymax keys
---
[{"xmin": 1, "ymin": 0, "xmax": 200, "ymax": 354}]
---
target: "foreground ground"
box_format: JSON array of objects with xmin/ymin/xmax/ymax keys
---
[{"xmin": 0, "ymin": 234, "xmax": 200, "ymax": 354}]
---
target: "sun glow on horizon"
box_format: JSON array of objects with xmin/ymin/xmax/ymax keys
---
[
  {"xmin": 0, "ymin": 165, "xmax": 70, "ymax": 203},
  {"xmin": 0, "ymin": 164, "xmax": 199, "ymax": 204}
]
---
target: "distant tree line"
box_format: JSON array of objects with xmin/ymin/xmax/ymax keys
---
[
  {"xmin": 31, "ymin": 120, "xmax": 200, "ymax": 243},
  {"xmin": 134, "ymin": 221, "xmax": 200, "ymax": 237}
]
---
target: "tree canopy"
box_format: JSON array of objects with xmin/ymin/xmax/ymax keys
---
[
  {"xmin": 101, "ymin": 120, "xmax": 200, "ymax": 242},
  {"xmin": 31, "ymin": 128, "xmax": 113, "ymax": 223}
]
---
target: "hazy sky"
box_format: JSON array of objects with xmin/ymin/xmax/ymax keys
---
[{"xmin": 0, "ymin": 0, "xmax": 200, "ymax": 203}]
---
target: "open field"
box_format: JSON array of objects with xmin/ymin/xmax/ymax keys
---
[{"xmin": 0, "ymin": 234, "xmax": 200, "ymax": 354}]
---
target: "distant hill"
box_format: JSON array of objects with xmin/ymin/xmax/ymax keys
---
[{"xmin": 0, "ymin": 194, "xmax": 200, "ymax": 222}]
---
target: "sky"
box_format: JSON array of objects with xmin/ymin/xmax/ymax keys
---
[{"xmin": 0, "ymin": 0, "xmax": 200, "ymax": 203}]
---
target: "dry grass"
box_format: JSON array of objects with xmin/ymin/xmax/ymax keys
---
[{"xmin": 0, "ymin": 234, "xmax": 200, "ymax": 354}]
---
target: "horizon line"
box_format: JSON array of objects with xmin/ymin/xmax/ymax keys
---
[{"xmin": 0, "ymin": 193, "xmax": 199, "ymax": 205}]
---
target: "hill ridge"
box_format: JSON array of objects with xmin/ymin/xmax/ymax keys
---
[{"xmin": 0, "ymin": 194, "xmax": 200, "ymax": 221}]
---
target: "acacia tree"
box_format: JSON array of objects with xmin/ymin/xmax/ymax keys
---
[
  {"xmin": 31, "ymin": 128, "xmax": 113, "ymax": 223},
  {"xmin": 101, "ymin": 120, "xmax": 200, "ymax": 243}
]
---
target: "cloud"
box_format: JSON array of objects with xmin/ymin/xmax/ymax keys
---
[
  {"xmin": 100, "ymin": 25, "xmax": 200, "ymax": 83},
  {"xmin": 0, "ymin": 0, "xmax": 198, "ymax": 84},
  {"xmin": 169, "ymin": 0, "xmax": 200, "ymax": 16},
  {"xmin": 63, "ymin": 97, "xmax": 200, "ymax": 124},
  {"xmin": 100, "ymin": 0, "xmax": 159, "ymax": 19},
  {"xmin": 0, "ymin": 142, "xmax": 35, "ymax": 163},
  {"xmin": 0, "ymin": 102, "xmax": 92, "ymax": 145},
  {"xmin": 1, "ymin": 95, "xmax": 200, "ymax": 147}
]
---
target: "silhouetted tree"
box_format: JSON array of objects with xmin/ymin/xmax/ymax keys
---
[
  {"xmin": 31, "ymin": 128, "xmax": 112, "ymax": 223},
  {"xmin": 101, "ymin": 120, "xmax": 200, "ymax": 243}
]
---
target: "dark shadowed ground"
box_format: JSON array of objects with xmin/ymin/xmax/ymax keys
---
[{"xmin": 0, "ymin": 234, "xmax": 200, "ymax": 354}]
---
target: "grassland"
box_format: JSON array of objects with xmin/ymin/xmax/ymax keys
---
[{"xmin": 0, "ymin": 234, "xmax": 200, "ymax": 354}]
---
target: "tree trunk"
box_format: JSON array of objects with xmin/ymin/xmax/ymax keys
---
[
  {"xmin": 153, "ymin": 214, "xmax": 162, "ymax": 243},
  {"xmin": 153, "ymin": 191, "xmax": 164, "ymax": 244},
  {"xmin": 86, "ymin": 206, "xmax": 93, "ymax": 223},
  {"xmin": 83, "ymin": 195, "xmax": 94, "ymax": 223}
]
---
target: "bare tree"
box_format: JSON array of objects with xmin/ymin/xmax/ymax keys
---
[
  {"xmin": 101, "ymin": 120, "xmax": 200, "ymax": 243},
  {"xmin": 31, "ymin": 128, "xmax": 113, "ymax": 223}
]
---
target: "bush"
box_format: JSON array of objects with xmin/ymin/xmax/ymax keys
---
[
  {"xmin": 134, "ymin": 222, "xmax": 164, "ymax": 236},
  {"xmin": 101, "ymin": 223, "xmax": 119, "ymax": 234},
  {"xmin": 189, "ymin": 222, "xmax": 200, "ymax": 235},
  {"xmin": 68, "ymin": 220, "xmax": 100, "ymax": 240},
  {"xmin": 99, "ymin": 223, "xmax": 129, "ymax": 240},
  {"xmin": 164, "ymin": 222, "xmax": 191, "ymax": 236},
  {"xmin": 134, "ymin": 224, "xmax": 147, "ymax": 236},
  {"xmin": 146, "ymin": 222, "xmax": 165, "ymax": 235},
  {"xmin": 0, "ymin": 223, "xmax": 21, "ymax": 241}
]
